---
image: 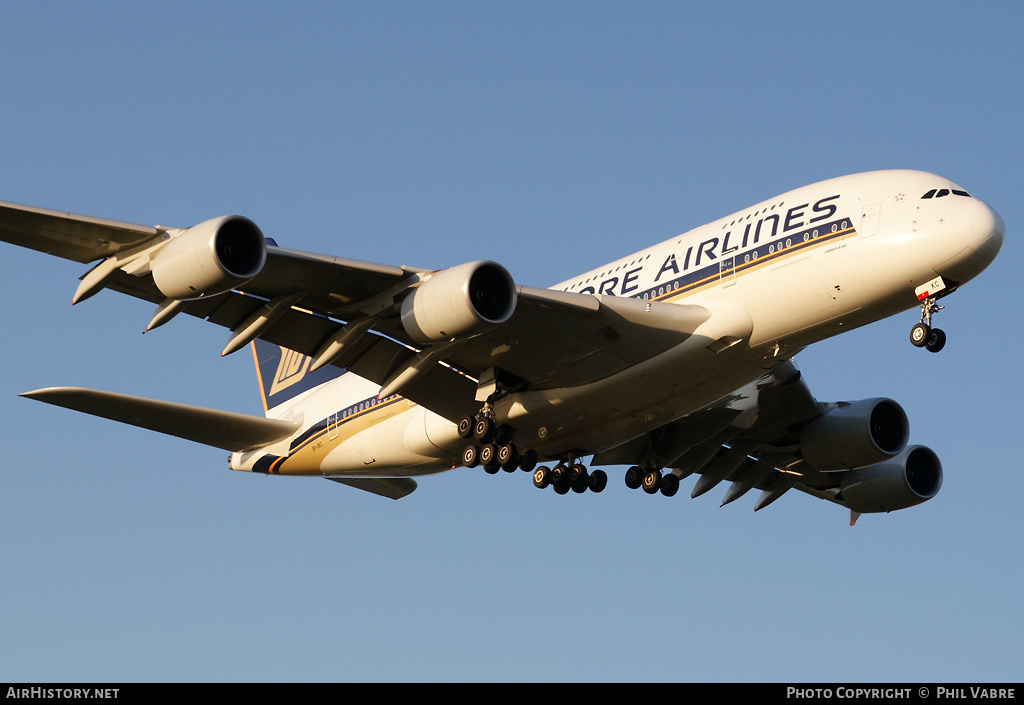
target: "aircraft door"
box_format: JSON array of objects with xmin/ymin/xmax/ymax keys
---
[
  {"xmin": 719, "ymin": 255, "xmax": 737, "ymax": 287},
  {"xmin": 860, "ymin": 202, "xmax": 881, "ymax": 237}
]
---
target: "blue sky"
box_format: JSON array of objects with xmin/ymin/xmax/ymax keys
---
[{"xmin": 0, "ymin": 2, "xmax": 1020, "ymax": 682}]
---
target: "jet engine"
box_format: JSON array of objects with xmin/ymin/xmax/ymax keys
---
[
  {"xmin": 801, "ymin": 398, "xmax": 909, "ymax": 471},
  {"xmin": 840, "ymin": 445, "xmax": 942, "ymax": 513},
  {"xmin": 150, "ymin": 216, "xmax": 266, "ymax": 300},
  {"xmin": 400, "ymin": 261, "xmax": 517, "ymax": 344}
]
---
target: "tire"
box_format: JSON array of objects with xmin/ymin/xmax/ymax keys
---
[
  {"xmin": 457, "ymin": 415, "xmax": 475, "ymax": 439},
  {"xmin": 910, "ymin": 322, "xmax": 930, "ymax": 347},
  {"xmin": 518, "ymin": 449, "xmax": 538, "ymax": 473},
  {"xmin": 925, "ymin": 328, "xmax": 946, "ymax": 353},
  {"xmin": 570, "ymin": 465, "xmax": 590, "ymax": 493},
  {"xmin": 642, "ymin": 469, "xmax": 662, "ymax": 494},
  {"xmin": 462, "ymin": 445, "xmax": 479, "ymax": 468},
  {"xmin": 494, "ymin": 424, "xmax": 515, "ymax": 446},
  {"xmin": 660, "ymin": 473, "xmax": 680, "ymax": 497},
  {"xmin": 533, "ymin": 466, "xmax": 551, "ymax": 489},
  {"xmin": 497, "ymin": 444, "xmax": 519, "ymax": 472},
  {"xmin": 589, "ymin": 469, "xmax": 608, "ymax": 493},
  {"xmin": 624, "ymin": 466, "xmax": 643, "ymax": 490},
  {"xmin": 473, "ymin": 417, "xmax": 495, "ymax": 443},
  {"xmin": 480, "ymin": 444, "xmax": 499, "ymax": 474}
]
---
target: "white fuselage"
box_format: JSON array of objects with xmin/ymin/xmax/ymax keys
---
[{"xmin": 231, "ymin": 170, "xmax": 1004, "ymax": 478}]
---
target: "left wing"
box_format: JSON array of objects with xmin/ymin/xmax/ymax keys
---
[
  {"xmin": 0, "ymin": 200, "xmax": 719, "ymax": 422},
  {"xmin": 593, "ymin": 360, "xmax": 943, "ymax": 522}
]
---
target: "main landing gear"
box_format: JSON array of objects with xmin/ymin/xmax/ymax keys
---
[
  {"xmin": 532, "ymin": 456, "xmax": 607, "ymax": 495},
  {"xmin": 910, "ymin": 297, "xmax": 946, "ymax": 353},
  {"xmin": 457, "ymin": 413, "xmax": 609, "ymax": 494},
  {"xmin": 458, "ymin": 414, "xmax": 538, "ymax": 475},
  {"xmin": 623, "ymin": 465, "xmax": 680, "ymax": 497}
]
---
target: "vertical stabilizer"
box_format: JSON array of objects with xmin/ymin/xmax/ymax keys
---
[{"xmin": 251, "ymin": 339, "xmax": 346, "ymax": 418}]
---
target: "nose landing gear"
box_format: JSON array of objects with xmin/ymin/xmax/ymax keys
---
[{"xmin": 910, "ymin": 297, "xmax": 946, "ymax": 353}]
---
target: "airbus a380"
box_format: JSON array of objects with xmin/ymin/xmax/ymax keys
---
[{"xmin": 0, "ymin": 169, "xmax": 1004, "ymax": 523}]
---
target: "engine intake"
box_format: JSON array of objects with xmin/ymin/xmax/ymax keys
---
[
  {"xmin": 151, "ymin": 216, "xmax": 266, "ymax": 300},
  {"xmin": 401, "ymin": 261, "xmax": 516, "ymax": 345},
  {"xmin": 840, "ymin": 445, "xmax": 943, "ymax": 513},
  {"xmin": 801, "ymin": 398, "xmax": 909, "ymax": 471}
]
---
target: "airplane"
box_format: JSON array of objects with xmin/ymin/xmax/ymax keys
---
[{"xmin": 0, "ymin": 169, "xmax": 1004, "ymax": 523}]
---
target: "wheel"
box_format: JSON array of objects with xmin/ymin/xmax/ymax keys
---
[
  {"xmin": 925, "ymin": 328, "xmax": 946, "ymax": 353},
  {"xmin": 497, "ymin": 444, "xmax": 519, "ymax": 472},
  {"xmin": 624, "ymin": 465, "xmax": 643, "ymax": 490},
  {"xmin": 910, "ymin": 322, "xmax": 930, "ymax": 348},
  {"xmin": 479, "ymin": 443, "xmax": 500, "ymax": 474},
  {"xmin": 660, "ymin": 473, "xmax": 680, "ymax": 497},
  {"xmin": 457, "ymin": 415, "xmax": 475, "ymax": 439},
  {"xmin": 473, "ymin": 417, "xmax": 495, "ymax": 443},
  {"xmin": 533, "ymin": 466, "xmax": 551, "ymax": 489},
  {"xmin": 494, "ymin": 424, "xmax": 515, "ymax": 446},
  {"xmin": 518, "ymin": 449, "xmax": 538, "ymax": 473},
  {"xmin": 462, "ymin": 444, "xmax": 479, "ymax": 468},
  {"xmin": 550, "ymin": 463, "xmax": 568, "ymax": 485},
  {"xmin": 570, "ymin": 464, "xmax": 590, "ymax": 493},
  {"xmin": 642, "ymin": 469, "xmax": 662, "ymax": 494},
  {"xmin": 589, "ymin": 469, "xmax": 608, "ymax": 493},
  {"xmin": 553, "ymin": 478, "xmax": 571, "ymax": 495}
]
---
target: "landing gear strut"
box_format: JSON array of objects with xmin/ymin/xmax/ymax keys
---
[{"xmin": 910, "ymin": 297, "xmax": 946, "ymax": 353}]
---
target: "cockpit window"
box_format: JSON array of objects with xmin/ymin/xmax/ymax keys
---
[{"xmin": 922, "ymin": 187, "xmax": 972, "ymax": 199}]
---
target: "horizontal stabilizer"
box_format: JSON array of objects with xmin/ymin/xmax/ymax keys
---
[
  {"xmin": 21, "ymin": 387, "xmax": 299, "ymax": 452},
  {"xmin": 326, "ymin": 477, "xmax": 418, "ymax": 500}
]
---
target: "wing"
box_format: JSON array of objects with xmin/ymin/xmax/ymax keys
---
[
  {"xmin": 593, "ymin": 360, "xmax": 942, "ymax": 522},
  {"xmin": 0, "ymin": 200, "xmax": 714, "ymax": 423},
  {"xmin": 21, "ymin": 387, "xmax": 300, "ymax": 452}
]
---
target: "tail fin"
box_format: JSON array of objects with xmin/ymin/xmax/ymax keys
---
[{"xmin": 251, "ymin": 338, "xmax": 346, "ymax": 418}]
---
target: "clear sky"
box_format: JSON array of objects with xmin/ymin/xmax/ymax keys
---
[{"xmin": 0, "ymin": 1, "xmax": 1020, "ymax": 683}]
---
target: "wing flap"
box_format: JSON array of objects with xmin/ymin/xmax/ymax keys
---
[{"xmin": 21, "ymin": 387, "xmax": 300, "ymax": 452}]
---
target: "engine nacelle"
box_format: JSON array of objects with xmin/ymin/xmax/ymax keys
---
[
  {"xmin": 801, "ymin": 398, "xmax": 909, "ymax": 471},
  {"xmin": 150, "ymin": 216, "xmax": 266, "ymax": 300},
  {"xmin": 400, "ymin": 261, "xmax": 516, "ymax": 344},
  {"xmin": 840, "ymin": 445, "xmax": 942, "ymax": 513}
]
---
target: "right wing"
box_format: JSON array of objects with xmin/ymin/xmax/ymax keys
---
[
  {"xmin": 0, "ymin": 200, "xmax": 731, "ymax": 425},
  {"xmin": 21, "ymin": 387, "xmax": 299, "ymax": 452}
]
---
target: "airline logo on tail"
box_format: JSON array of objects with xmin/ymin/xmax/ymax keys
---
[
  {"xmin": 269, "ymin": 347, "xmax": 311, "ymax": 397},
  {"xmin": 252, "ymin": 340, "xmax": 346, "ymax": 412}
]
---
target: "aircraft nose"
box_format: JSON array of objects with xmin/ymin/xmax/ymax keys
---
[
  {"xmin": 972, "ymin": 200, "xmax": 1004, "ymax": 263},
  {"xmin": 933, "ymin": 198, "xmax": 1004, "ymax": 283}
]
